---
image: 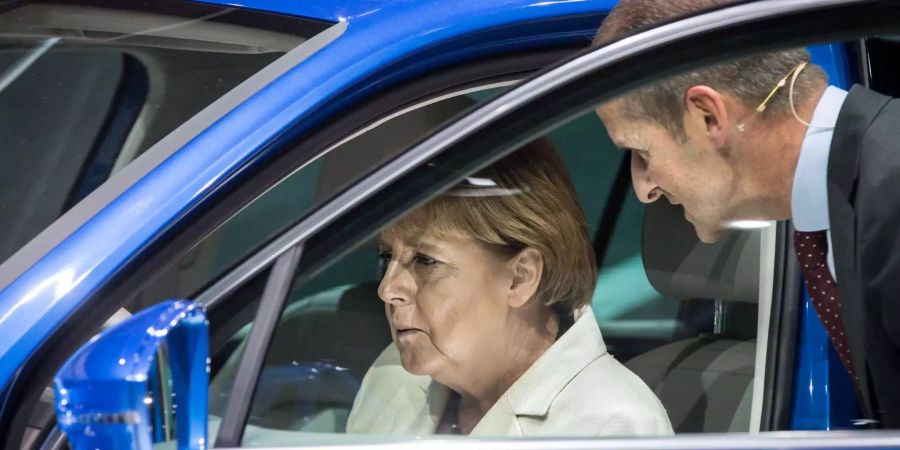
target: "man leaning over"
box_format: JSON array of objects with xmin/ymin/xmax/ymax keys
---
[{"xmin": 594, "ymin": 0, "xmax": 900, "ymax": 427}]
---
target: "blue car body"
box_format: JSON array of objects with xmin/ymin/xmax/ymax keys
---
[
  {"xmin": 0, "ymin": 0, "xmax": 611, "ymax": 393},
  {"xmin": 0, "ymin": 0, "xmax": 861, "ymax": 440}
]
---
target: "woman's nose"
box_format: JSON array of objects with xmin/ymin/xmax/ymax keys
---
[
  {"xmin": 631, "ymin": 153, "xmax": 662, "ymax": 204},
  {"xmin": 378, "ymin": 263, "xmax": 413, "ymax": 306}
]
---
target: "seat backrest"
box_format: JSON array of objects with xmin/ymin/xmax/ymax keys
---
[{"xmin": 627, "ymin": 200, "xmax": 762, "ymax": 433}]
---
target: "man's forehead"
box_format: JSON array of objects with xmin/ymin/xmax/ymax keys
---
[
  {"xmin": 596, "ymin": 102, "xmax": 635, "ymax": 146},
  {"xmin": 595, "ymin": 99, "xmax": 626, "ymax": 122}
]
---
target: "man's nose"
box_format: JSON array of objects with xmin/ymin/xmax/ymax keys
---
[
  {"xmin": 378, "ymin": 262, "xmax": 413, "ymax": 306},
  {"xmin": 630, "ymin": 153, "xmax": 662, "ymax": 204}
]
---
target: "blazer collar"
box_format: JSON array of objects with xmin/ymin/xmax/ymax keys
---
[
  {"xmin": 407, "ymin": 307, "xmax": 606, "ymax": 436},
  {"xmin": 503, "ymin": 307, "xmax": 607, "ymax": 416},
  {"xmin": 423, "ymin": 307, "xmax": 608, "ymax": 421}
]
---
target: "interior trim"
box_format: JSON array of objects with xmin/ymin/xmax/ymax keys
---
[{"xmin": 0, "ymin": 20, "xmax": 346, "ymax": 292}]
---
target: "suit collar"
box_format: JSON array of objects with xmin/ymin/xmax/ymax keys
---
[
  {"xmin": 829, "ymin": 84, "xmax": 890, "ymax": 200},
  {"xmin": 827, "ymin": 84, "xmax": 891, "ymax": 418}
]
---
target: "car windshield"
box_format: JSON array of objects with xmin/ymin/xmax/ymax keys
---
[{"xmin": 0, "ymin": 0, "xmax": 329, "ymax": 263}]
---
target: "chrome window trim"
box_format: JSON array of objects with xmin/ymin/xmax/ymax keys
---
[
  {"xmin": 197, "ymin": 79, "xmax": 520, "ymax": 307},
  {"xmin": 751, "ymin": 223, "xmax": 780, "ymax": 432},
  {"xmin": 199, "ymin": 0, "xmax": 870, "ymax": 309},
  {"xmin": 0, "ymin": 20, "xmax": 347, "ymax": 292},
  {"xmin": 325, "ymin": 79, "xmax": 520, "ymax": 152}
]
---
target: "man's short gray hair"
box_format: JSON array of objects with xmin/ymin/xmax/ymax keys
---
[{"xmin": 594, "ymin": 0, "xmax": 828, "ymax": 140}]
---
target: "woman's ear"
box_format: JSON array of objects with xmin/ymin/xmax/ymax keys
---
[{"xmin": 508, "ymin": 247, "xmax": 543, "ymax": 308}]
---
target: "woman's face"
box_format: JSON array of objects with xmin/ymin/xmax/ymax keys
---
[{"xmin": 377, "ymin": 229, "xmax": 514, "ymax": 379}]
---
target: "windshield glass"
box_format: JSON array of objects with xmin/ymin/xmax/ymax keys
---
[{"xmin": 0, "ymin": 0, "xmax": 329, "ymax": 263}]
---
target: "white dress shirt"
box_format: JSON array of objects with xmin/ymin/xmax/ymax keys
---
[{"xmin": 790, "ymin": 85, "xmax": 849, "ymax": 280}]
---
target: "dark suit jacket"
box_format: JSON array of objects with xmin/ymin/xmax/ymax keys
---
[{"xmin": 829, "ymin": 84, "xmax": 900, "ymax": 427}]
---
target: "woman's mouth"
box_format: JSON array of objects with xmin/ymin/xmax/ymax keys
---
[{"xmin": 396, "ymin": 328, "xmax": 423, "ymax": 339}]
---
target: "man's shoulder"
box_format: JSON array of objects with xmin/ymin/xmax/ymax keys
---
[
  {"xmin": 843, "ymin": 85, "xmax": 900, "ymax": 187},
  {"xmin": 830, "ymin": 84, "xmax": 898, "ymax": 202},
  {"xmin": 837, "ymin": 85, "xmax": 897, "ymax": 142}
]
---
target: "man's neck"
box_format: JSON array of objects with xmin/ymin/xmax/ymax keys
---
[{"xmin": 740, "ymin": 82, "xmax": 828, "ymax": 220}]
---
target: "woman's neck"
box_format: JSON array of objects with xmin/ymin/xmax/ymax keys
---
[{"xmin": 441, "ymin": 307, "xmax": 560, "ymax": 433}]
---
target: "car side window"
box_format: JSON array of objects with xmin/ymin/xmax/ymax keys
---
[
  {"xmin": 218, "ymin": 107, "xmax": 766, "ymax": 446},
  {"xmin": 148, "ymin": 84, "xmax": 511, "ymax": 443},
  {"xmin": 863, "ymin": 36, "xmax": 900, "ymax": 97},
  {"xmin": 0, "ymin": 0, "xmax": 327, "ymax": 264},
  {"xmin": 127, "ymin": 85, "xmax": 507, "ymax": 316}
]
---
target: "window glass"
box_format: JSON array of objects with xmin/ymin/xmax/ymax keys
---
[
  {"xmin": 864, "ymin": 36, "xmax": 900, "ymax": 97},
  {"xmin": 192, "ymin": 85, "xmax": 510, "ymax": 442},
  {"xmin": 0, "ymin": 0, "xmax": 328, "ymax": 263},
  {"xmin": 232, "ymin": 106, "xmax": 764, "ymax": 446},
  {"xmin": 128, "ymin": 85, "xmax": 507, "ymax": 314}
]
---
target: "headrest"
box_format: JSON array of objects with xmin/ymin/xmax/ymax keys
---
[{"xmin": 642, "ymin": 201, "xmax": 761, "ymax": 303}]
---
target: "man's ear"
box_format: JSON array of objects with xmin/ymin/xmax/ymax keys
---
[
  {"xmin": 684, "ymin": 85, "xmax": 731, "ymax": 146},
  {"xmin": 508, "ymin": 247, "xmax": 544, "ymax": 308}
]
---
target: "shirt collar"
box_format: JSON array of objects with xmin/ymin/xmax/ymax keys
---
[{"xmin": 790, "ymin": 86, "xmax": 848, "ymax": 231}]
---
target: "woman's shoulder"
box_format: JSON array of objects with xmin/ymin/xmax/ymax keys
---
[{"xmin": 546, "ymin": 353, "xmax": 673, "ymax": 435}]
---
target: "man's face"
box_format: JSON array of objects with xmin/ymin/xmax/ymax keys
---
[{"xmin": 596, "ymin": 100, "xmax": 741, "ymax": 243}]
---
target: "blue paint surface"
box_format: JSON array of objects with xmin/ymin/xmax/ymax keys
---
[
  {"xmin": 790, "ymin": 42, "xmax": 860, "ymax": 431},
  {"xmin": 0, "ymin": 0, "xmax": 613, "ymax": 396},
  {"xmin": 55, "ymin": 300, "xmax": 208, "ymax": 450}
]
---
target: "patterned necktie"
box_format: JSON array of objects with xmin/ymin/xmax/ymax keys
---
[{"xmin": 794, "ymin": 230, "xmax": 858, "ymax": 382}]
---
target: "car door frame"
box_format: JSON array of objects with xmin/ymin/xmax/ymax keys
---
[
  {"xmin": 14, "ymin": 48, "xmax": 589, "ymax": 450},
  {"xmin": 188, "ymin": 0, "xmax": 900, "ymax": 444},
  {"xmin": 0, "ymin": 0, "xmax": 613, "ymax": 422}
]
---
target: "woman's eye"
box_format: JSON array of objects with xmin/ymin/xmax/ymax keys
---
[
  {"xmin": 414, "ymin": 254, "xmax": 438, "ymax": 266},
  {"xmin": 377, "ymin": 250, "xmax": 392, "ymax": 261}
]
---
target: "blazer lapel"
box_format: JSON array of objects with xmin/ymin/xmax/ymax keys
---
[
  {"xmin": 828, "ymin": 84, "xmax": 890, "ymax": 418},
  {"xmin": 470, "ymin": 308, "xmax": 606, "ymax": 437},
  {"xmin": 470, "ymin": 396, "xmax": 522, "ymax": 436},
  {"xmin": 398, "ymin": 378, "xmax": 449, "ymax": 435}
]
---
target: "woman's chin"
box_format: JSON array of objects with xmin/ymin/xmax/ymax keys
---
[{"xmin": 398, "ymin": 349, "xmax": 441, "ymax": 377}]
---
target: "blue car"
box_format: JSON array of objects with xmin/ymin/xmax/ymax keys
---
[{"xmin": 2, "ymin": 0, "xmax": 900, "ymax": 448}]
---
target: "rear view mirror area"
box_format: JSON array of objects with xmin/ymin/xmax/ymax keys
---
[{"xmin": 55, "ymin": 300, "xmax": 208, "ymax": 450}]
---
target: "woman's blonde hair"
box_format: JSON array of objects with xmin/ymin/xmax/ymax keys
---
[{"xmin": 385, "ymin": 139, "xmax": 597, "ymax": 314}]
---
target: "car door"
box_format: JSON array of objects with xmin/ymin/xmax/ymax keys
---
[
  {"xmin": 180, "ymin": 0, "xmax": 900, "ymax": 447},
  {"xmin": 8, "ymin": 16, "xmax": 615, "ymax": 450},
  {"xmin": 32, "ymin": 0, "xmax": 900, "ymax": 448},
  {"xmin": 1, "ymin": 0, "xmax": 619, "ymax": 447}
]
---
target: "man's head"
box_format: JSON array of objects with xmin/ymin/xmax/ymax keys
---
[{"xmin": 594, "ymin": 0, "xmax": 828, "ymax": 242}]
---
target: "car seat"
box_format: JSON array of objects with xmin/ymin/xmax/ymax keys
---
[{"xmin": 625, "ymin": 200, "xmax": 762, "ymax": 432}]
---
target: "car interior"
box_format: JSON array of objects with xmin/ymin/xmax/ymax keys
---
[
  {"xmin": 9, "ymin": 2, "xmax": 843, "ymax": 448},
  {"xmin": 205, "ymin": 105, "xmax": 766, "ymax": 442},
  {"xmin": 0, "ymin": 1, "xmax": 286, "ymax": 265}
]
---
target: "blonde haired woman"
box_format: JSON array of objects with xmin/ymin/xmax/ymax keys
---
[{"xmin": 347, "ymin": 140, "xmax": 672, "ymax": 437}]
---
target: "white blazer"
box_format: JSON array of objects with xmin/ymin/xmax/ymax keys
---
[{"xmin": 347, "ymin": 308, "xmax": 673, "ymax": 437}]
